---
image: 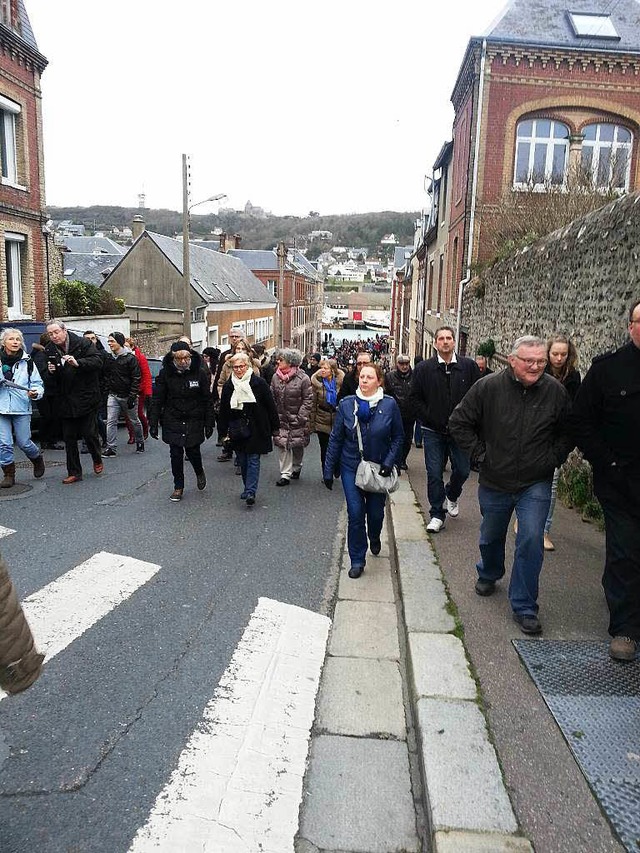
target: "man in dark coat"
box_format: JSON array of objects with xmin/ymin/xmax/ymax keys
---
[
  {"xmin": 384, "ymin": 354, "xmax": 414, "ymax": 469},
  {"xmin": 44, "ymin": 319, "xmax": 103, "ymax": 484},
  {"xmin": 571, "ymin": 300, "xmax": 640, "ymax": 661},
  {"xmin": 409, "ymin": 325, "xmax": 481, "ymax": 532},
  {"xmin": 337, "ymin": 351, "xmax": 371, "ymax": 401},
  {"xmin": 148, "ymin": 342, "xmax": 215, "ymax": 502}
]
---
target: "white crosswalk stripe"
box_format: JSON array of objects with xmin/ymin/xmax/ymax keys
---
[
  {"xmin": 0, "ymin": 525, "xmax": 16, "ymax": 539},
  {"xmin": 129, "ymin": 597, "xmax": 331, "ymax": 853}
]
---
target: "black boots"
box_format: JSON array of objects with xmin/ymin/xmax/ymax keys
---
[{"xmin": 31, "ymin": 456, "xmax": 45, "ymax": 479}]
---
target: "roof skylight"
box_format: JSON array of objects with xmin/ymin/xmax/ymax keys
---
[{"xmin": 568, "ymin": 12, "xmax": 619, "ymax": 38}]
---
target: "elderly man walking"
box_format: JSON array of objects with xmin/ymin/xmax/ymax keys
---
[
  {"xmin": 571, "ymin": 300, "xmax": 640, "ymax": 661},
  {"xmin": 449, "ymin": 336, "xmax": 571, "ymax": 634}
]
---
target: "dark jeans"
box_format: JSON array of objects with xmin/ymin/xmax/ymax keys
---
[
  {"xmin": 477, "ymin": 480, "xmax": 551, "ymax": 616},
  {"xmin": 594, "ymin": 469, "xmax": 640, "ymax": 639},
  {"xmin": 422, "ymin": 428, "xmax": 471, "ymax": 520},
  {"xmin": 317, "ymin": 431, "xmax": 330, "ymax": 471},
  {"xmin": 414, "ymin": 420, "xmax": 423, "ymax": 446},
  {"xmin": 401, "ymin": 418, "xmax": 415, "ymax": 465},
  {"xmin": 236, "ymin": 451, "xmax": 261, "ymax": 497},
  {"xmin": 36, "ymin": 397, "xmax": 62, "ymax": 444},
  {"xmin": 62, "ymin": 411, "xmax": 102, "ymax": 477},
  {"xmin": 341, "ymin": 466, "xmax": 386, "ymax": 568},
  {"xmin": 169, "ymin": 443, "xmax": 203, "ymax": 489}
]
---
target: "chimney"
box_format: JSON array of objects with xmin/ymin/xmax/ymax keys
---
[
  {"xmin": 132, "ymin": 215, "xmax": 145, "ymax": 241},
  {"xmin": 219, "ymin": 233, "xmax": 242, "ymax": 253}
]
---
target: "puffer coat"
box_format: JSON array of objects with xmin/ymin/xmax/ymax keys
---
[
  {"xmin": 309, "ymin": 369, "xmax": 344, "ymax": 435},
  {"xmin": 149, "ymin": 351, "xmax": 214, "ymax": 447},
  {"xmin": 0, "ymin": 551, "xmax": 44, "ymax": 694},
  {"xmin": 271, "ymin": 369, "xmax": 313, "ymax": 450}
]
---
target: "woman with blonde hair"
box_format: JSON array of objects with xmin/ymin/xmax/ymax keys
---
[{"xmin": 309, "ymin": 358, "xmax": 344, "ymax": 475}]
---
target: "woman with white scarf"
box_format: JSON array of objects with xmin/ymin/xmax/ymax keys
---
[
  {"xmin": 218, "ymin": 353, "xmax": 279, "ymax": 506},
  {"xmin": 323, "ymin": 362, "xmax": 403, "ymax": 577}
]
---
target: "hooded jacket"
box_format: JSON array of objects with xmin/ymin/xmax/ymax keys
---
[
  {"xmin": 0, "ymin": 350, "xmax": 43, "ymax": 414},
  {"xmin": 148, "ymin": 351, "xmax": 214, "ymax": 447},
  {"xmin": 106, "ymin": 346, "xmax": 141, "ymax": 398}
]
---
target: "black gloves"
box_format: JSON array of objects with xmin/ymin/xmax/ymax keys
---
[
  {"xmin": 149, "ymin": 427, "xmax": 159, "ymax": 440},
  {"xmin": 323, "ymin": 478, "xmax": 333, "ymax": 490},
  {"xmin": 379, "ymin": 465, "xmax": 393, "ymax": 477},
  {"xmin": 127, "ymin": 395, "xmax": 137, "ymax": 409},
  {"xmin": 204, "ymin": 425, "xmax": 214, "ymax": 439}
]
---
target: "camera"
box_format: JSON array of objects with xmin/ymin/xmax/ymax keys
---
[{"xmin": 47, "ymin": 354, "xmax": 61, "ymax": 368}]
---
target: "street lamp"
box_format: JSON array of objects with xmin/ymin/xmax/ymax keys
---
[{"xmin": 182, "ymin": 153, "xmax": 226, "ymax": 337}]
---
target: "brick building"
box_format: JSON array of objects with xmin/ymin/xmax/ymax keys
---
[
  {"xmin": 410, "ymin": 0, "xmax": 640, "ymax": 359},
  {"xmin": 0, "ymin": 0, "xmax": 50, "ymax": 323}
]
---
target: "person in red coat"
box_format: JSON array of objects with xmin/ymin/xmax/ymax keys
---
[{"xmin": 126, "ymin": 336, "xmax": 153, "ymax": 441}]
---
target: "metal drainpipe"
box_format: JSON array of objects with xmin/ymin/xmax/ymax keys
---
[{"xmin": 458, "ymin": 38, "xmax": 487, "ymax": 345}]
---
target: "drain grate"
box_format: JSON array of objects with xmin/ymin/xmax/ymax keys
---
[{"xmin": 514, "ymin": 639, "xmax": 640, "ymax": 852}]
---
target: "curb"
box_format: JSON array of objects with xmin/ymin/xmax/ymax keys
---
[{"xmin": 388, "ymin": 479, "xmax": 534, "ymax": 853}]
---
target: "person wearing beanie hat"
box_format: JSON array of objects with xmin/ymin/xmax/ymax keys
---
[
  {"xmin": 148, "ymin": 344, "xmax": 215, "ymax": 502},
  {"xmin": 103, "ymin": 332, "xmax": 144, "ymax": 456}
]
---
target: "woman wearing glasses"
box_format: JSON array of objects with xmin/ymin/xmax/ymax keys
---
[{"xmin": 218, "ymin": 352, "xmax": 279, "ymax": 506}]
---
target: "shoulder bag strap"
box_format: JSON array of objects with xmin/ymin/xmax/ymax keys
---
[{"xmin": 354, "ymin": 399, "xmax": 364, "ymax": 459}]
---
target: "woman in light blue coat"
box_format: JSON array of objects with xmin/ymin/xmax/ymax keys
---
[{"xmin": 0, "ymin": 328, "xmax": 45, "ymax": 488}]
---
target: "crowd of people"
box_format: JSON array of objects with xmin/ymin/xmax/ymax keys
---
[{"xmin": 1, "ymin": 307, "xmax": 638, "ymax": 663}]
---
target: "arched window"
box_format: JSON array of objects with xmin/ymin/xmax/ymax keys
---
[
  {"xmin": 514, "ymin": 119, "xmax": 570, "ymax": 189},
  {"xmin": 581, "ymin": 123, "xmax": 633, "ymax": 190}
]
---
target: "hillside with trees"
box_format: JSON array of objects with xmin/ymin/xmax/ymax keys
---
[{"xmin": 47, "ymin": 206, "xmax": 420, "ymax": 255}]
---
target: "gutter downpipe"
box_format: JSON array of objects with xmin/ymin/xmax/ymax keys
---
[{"xmin": 458, "ymin": 37, "xmax": 487, "ymax": 346}]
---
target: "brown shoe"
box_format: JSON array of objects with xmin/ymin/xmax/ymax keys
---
[
  {"xmin": 31, "ymin": 455, "xmax": 45, "ymax": 479},
  {"xmin": 543, "ymin": 534, "xmax": 555, "ymax": 551},
  {"xmin": 169, "ymin": 488, "xmax": 183, "ymax": 502},
  {"xmin": 609, "ymin": 636, "xmax": 637, "ymax": 661},
  {"xmin": 0, "ymin": 462, "xmax": 16, "ymax": 488},
  {"xmin": 62, "ymin": 475, "xmax": 82, "ymax": 485}
]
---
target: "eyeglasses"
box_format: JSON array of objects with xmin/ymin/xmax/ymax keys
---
[
  {"xmin": 173, "ymin": 355, "xmax": 191, "ymax": 362},
  {"xmin": 515, "ymin": 355, "xmax": 547, "ymax": 368}
]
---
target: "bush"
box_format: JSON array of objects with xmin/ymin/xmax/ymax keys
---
[
  {"xmin": 557, "ymin": 450, "xmax": 603, "ymax": 527},
  {"xmin": 50, "ymin": 279, "xmax": 125, "ymax": 317},
  {"xmin": 476, "ymin": 338, "xmax": 496, "ymax": 358}
]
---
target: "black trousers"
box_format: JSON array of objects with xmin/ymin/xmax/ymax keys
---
[
  {"xmin": 169, "ymin": 443, "xmax": 203, "ymax": 489},
  {"xmin": 37, "ymin": 397, "xmax": 62, "ymax": 444},
  {"xmin": 317, "ymin": 431, "xmax": 330, "ymax": 472},
  {"xmin": 594, "ymin": 470, "xmax": 640, "ymax": 640},
  {"xmin": 62, "ymin": 411, "xmax": 101, "ymax": 477},
  {"xmin": 402, "ymin": 418, "xmax": 415, "ymax": 465}
]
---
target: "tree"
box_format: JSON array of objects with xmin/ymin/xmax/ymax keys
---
[{"xmin": 50, "ymin": 280, "xmax": 125, "ymax": 317}]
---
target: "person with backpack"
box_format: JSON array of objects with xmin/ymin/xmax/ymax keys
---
[{"xmin": 0, "ymin": 327, "xmax": 45, "ymax": 488}]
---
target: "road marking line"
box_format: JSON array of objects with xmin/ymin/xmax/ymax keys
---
[
  {"xmin": 0, "ymin": 526, "xmax": 16, "ymax": 539},
  {"xmin": 129, "ymin": 597, "xmax": 331, "ymax": 853}
]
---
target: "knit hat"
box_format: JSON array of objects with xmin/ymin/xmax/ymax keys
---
[
  {"xmin": 110, "ymin": 331, "xmax": 125, "ymax": 346},
  {"xmin": 312, "ymin": 352, "xmax": 321, "ymax": 362},
  {"xmin": 171, "ymin": 341, "xmax": 191, "ymax": 353}
]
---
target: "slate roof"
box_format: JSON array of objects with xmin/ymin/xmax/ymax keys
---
[
  {"xmin": 289, "ymin": 249, "xmax": 323, "ymax": 281},
  {"xmin": 228, "ymin": 249, "xmax": 279, "ymax": 271},
  {"xmin": 393, "ymin": 246, "xmax": 414, "ymax": 269},
  {"xmin": 60, "ymin": 236, "xmax": 126, "ymax": 255},
  {"xmin": 144, "ymin": 232, "xmax": 277, "ymax": 305},
  {"xmin": 62, "ymin": 254, "xmax": 122, "ymax": 286},
  {"xmin": 484, "ymin": 0, "xmax": 640, "ymax": 52},
  {"xmin": 192, "ymin": 239, "xmax": 221, "ymax": 252}
]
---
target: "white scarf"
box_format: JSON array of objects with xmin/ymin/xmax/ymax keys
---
[
  {"xmin": 356, "ymin": 386, "xmax": 384, "ymax": 407},
  {"xmin": 230, "ymin": 368, "xmax": 256, "ymax": 410}
]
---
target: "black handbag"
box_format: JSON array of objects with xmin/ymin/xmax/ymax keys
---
[{"xmin": 228, "ymin": 415, "xmax": 252, "ymax": 445}]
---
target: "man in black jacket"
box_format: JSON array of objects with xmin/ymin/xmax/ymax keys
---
[
  {"xmin": 571, "ymin": 300, "xmax": 640, "ymax": 661},
  {"xmin": 384, "ymin": 354, "xmax": 414, "ymax": 469},
  {"xmin": 103, "ymin": 332, "xmax": 143, "ymax": 456},
  {"xmin": 44, "ymin": 320, "xmax": 103, "ymax": 483},
  {"xmin": 337, "ymin": 351, "xmax": 371, "ymax": 401},
  {"xmin": 409, "ymin": 326, "xmax": 480, "ymax": 532},
  {"xmin": 449, "ymin": 335, "xmax": 571, "ymax": 635}
]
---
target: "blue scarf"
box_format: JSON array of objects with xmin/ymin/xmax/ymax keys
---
[
  {"xmin": 356, "ymin": 397, "xmax": 373, "ymax": 423},
  {"xmin": 323, "ymin": 376, "xmax": 337, "ymax": 408}
]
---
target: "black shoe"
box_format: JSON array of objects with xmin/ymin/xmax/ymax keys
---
[
  {"xmin": 102, "ymin": 448, "xmax": 117, "ymax": 458},
  {"xmin": 291, "ymin": 470, "xmax": 301, "ymax": 480},
  {"xmin": 196, "ymin": 471, "xmax": 206, "ymax": 490},
  {"xmin": 217, "ymin": 452, "xmax": 232, "ymax": 462},
  {"xmin": 415, "ymin": 443, "xmax": 423, "ymax": 449},
  {"xmin": 246, "ymin": 495, "xmax": 255, "ymax": 506},
  {"xmin": 276, "ymin": 478, "xmax": 289, "ymax": 487},
  {"xmin": 348, "ymin": 564, "xmax": 365, "ymax": 579},
  {"xmin": 475, "ymin": 578, "xmax": 496, "ymax": 597},
  {"xmin": 370, "ymin": 540, "xmax": 381, "ymax": 556},
  {"xmin": 169, "ymin": 488, "xmax": 183, "ymax": 502},
  {"xmin": 513, "ymin": 613, "xmax": 542, "ymax": 635},
  {"xmin": 136, "ymin": 442, "xmax": 145, "ymax": 453}
]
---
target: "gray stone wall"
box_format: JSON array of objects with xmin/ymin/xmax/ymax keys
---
[{"xmin": 463, "ymin": 191, "xmax": 640, "ymax": 372}]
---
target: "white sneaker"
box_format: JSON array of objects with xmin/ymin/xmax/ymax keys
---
[
  {"xmin": 445, "ymin": 497, "xmax": 459, "ymax": 517},
  {"xmin": 426, "ymin": 517, "xmax": 445, "ymax": 533}
]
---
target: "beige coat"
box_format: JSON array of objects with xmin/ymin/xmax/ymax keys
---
[{"xmin": 0, "ymin": 552, "xmax": 44, "ymax": 694}]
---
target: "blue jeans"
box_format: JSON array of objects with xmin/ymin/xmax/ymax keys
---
[
  {"xmin": 0, "ymin": 413, "xmax": 40, "ymax": 465},
  {"xmin": 422, "ymin": 428, "xmax": 471, "ymax": 520},
  {"xmin": 477, "ymin": 481, "xmax": 552, "ymax": 616},
  {"xmin": 341, "ymin": 466, "xmax": 387, "ymax": 568},
  {"xmin": 544, "ymin": 467, "xmax": 560, "ymax": 534},
  {"xmin": 236, "ymin": 452, "xmax": 260, "ymax": 497}
]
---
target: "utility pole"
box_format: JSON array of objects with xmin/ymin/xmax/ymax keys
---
[{"xmin": 182, "ymin": 153, "xmax": 191, "ymax": 338}]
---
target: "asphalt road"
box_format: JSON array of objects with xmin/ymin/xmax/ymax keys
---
[{"xmin": 0, "ymin": 432, "xmax": 343, "ymax": 853}]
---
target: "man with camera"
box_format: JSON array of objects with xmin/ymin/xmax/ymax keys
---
[
  {"xmin": 102, "ymin": 332, "xmax": 144, "ymax": 457},
  {"xmin": 44, "ymin": 320, "xmax": 103, "ymax": 484}
]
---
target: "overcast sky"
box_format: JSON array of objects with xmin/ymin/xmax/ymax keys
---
[{"xmin": 27, "ymin": 0, "xmax": 509, "ymax": 217}]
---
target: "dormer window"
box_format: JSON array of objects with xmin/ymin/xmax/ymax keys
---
[{"xmin": 568, "ymin": 12, "xmax": 619, "ymax": 39}]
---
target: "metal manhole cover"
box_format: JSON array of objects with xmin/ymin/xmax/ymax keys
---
[{"xmin": 515, "ymin": 639, "xmax": 640, "ymax": 852}]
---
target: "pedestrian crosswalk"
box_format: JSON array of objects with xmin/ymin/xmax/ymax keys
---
[
  {"xmin": 0, "ymin": 525, "xmax": 15, "ymax": 539},
  {"xmin": 1, "ymin": 546, "xmax": 331, "ymax": 852}
]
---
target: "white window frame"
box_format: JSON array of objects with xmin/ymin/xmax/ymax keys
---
[
  {"xmin": 269, "ymin": 316, "xmax": 274, "ymax": 336},
  {"xmin": 5, "ymin": 232, "xmax": 26, "ymax": 320},
  {"xmin": 568, "ymin": 13, "xmax": 618, "ymax": 38},
  {"xmin": 221, "ymin": 334, "xmax": 229, "ymax": 347},
  {"xmin": 246, "ymin": 319, "xmax": 255, "ymax": 338},
  {"xmin": 581, "ymin": 123, "xmax": 633, "ymax": 191},
  {"xmin": 0, "ymin": 95, "xmax": 20, "ymax": 186},
  {"xmin": 513, "ymin": 119, "xmax": 570, "ymax": 190},
  {"xmin": 266, "ymin": 279, "xmax": 278, "ymax": 297},
  {"xmin": 207, "ymin": 325, "xmax": 219, "ymax": 346}
]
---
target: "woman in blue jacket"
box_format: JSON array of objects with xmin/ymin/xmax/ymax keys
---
[
  {"xmin": 324, "ymin": 362, "xmax": 403, "ymax": 577},
  {"xmin": 0, "ymin": 328, "xmax": 45, "ymax": 488}
]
